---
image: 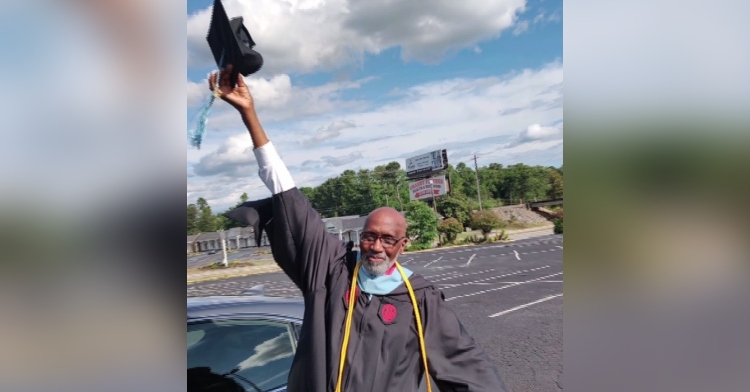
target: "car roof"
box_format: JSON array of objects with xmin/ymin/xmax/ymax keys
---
[{"xmin": 187, "ymin": 295, "xmax": 305, "ymax": 321}]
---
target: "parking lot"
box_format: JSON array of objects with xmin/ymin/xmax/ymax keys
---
[
  {"xmin": 187, "ymin": 234, "xmax": 563, "ymax": 391},
  {"xmin": 187, "ymin": 246, "xmax": 273, "ymax": 269}
]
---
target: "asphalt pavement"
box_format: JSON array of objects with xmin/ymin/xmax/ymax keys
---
[
  {"xmin": 187, "ymin": 234, "xmax": 563, "ymax": 392},
  {"xmin": 187, "ymin": 246, "xmax": 273, "ymax": 269}
]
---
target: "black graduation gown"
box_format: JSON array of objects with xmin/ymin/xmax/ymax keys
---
[{"xmin": 225, "ymin": 188, "xmax": 508, "ymax": 392}]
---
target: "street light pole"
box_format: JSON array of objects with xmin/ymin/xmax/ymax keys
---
[{"xmin": 219, "ymin": 229, "xmax": 228, "ymax": 267}]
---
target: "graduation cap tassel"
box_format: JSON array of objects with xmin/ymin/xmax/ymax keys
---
[{"xmin": 188, "ymin": 50, "xmax": 225, "ymax": 150}]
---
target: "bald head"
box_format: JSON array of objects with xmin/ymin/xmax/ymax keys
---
[{"xmin": 364, "ymin": 207, "xmax": 406, "ymax": 237}]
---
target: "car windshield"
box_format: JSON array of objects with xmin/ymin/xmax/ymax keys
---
[{"xmin": 188, "ymin": 319, "xmax": 296, "ymax": 392}]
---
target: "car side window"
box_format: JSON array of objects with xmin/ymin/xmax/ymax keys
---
[{"xmin": 188, "ymin": 319, "xmax": 297, "ymax": 392}]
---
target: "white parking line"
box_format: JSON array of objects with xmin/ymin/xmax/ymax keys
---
[
  {"xmin": 445, "ymin": 272, "xmax": 563, "ymax": 302},
  {"xmin": 424, "ymin": 256, "xmax": 444, "ymax": 268},
  {"xmin": 514, "ymin": 250, "xmax": 520, "ymax": 260},
  {"xmin": 425, "ymin": 268, "xmax": 496, "ymax": 281},
  {"xmin": 438, "ymin": 266, "xmax": 551, "ymax": 288},
  {"xmin": 556, "ymin": 246, "xmax": 563, "ymax": 249},
  {"xmin": 488, "ymin": 294, "xmax": 563, "ymax": 317},
  {"xmin": 494, "ymin": 280, "xmax": 563, "ymax": 284},
  {"xmin": 465, "ymin": 254, "xmax": 476, "ymax": 266}
]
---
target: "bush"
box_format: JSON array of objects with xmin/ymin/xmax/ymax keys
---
[
  {"xmin": 438, "ymin": 218, "xmax": 463, "ymax": 242},
  {"xmin": 459, "ymin": 234, "xmax": 485, "ymax": 245},
  {"xmin": 470, "ymin": 210, "xmax": 506, "ymax": 239},
  {"xmin": 494, "ymin": 230, "xmax": 509, "ymax": 241},
  {"xmin": 553, "ymin": 217, "xmax": 563, "ymax": 234}
]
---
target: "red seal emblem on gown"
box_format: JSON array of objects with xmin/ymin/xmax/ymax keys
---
[{"xmin": 380, "ymin": 303, "xmax": 398, "ymax": 324}]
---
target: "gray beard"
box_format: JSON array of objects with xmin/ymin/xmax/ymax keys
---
[{"xmin": 361, "ymin": 252, "xmax": 395, "ymax": 277}]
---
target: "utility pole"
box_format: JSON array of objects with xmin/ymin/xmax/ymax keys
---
[{"xmin": 473, "ymin": 155, "xmax": 483, "ymax": 210}]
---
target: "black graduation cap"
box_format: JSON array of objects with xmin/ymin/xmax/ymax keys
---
[{"xmin": 206, "ymin": 0, "xmax": 264, "ymax": 86}]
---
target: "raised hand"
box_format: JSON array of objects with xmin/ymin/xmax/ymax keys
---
[{"xmin": 208, "ymin": 64, "xmax": 254, "ymax": 112}]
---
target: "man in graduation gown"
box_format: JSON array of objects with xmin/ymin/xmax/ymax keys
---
[{"xmin": 211, "ymin": 66, "xmax": 508, "ymax": 392}]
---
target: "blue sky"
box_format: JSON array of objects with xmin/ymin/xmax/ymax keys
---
[{"xmin": 187, "ymin": 0, "xmax": 562, "ymax": 211}]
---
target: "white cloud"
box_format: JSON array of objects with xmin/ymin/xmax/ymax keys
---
[
  {"xmin": 321, "ymin": 151, "xmax": 364, "ymax": 166},
  {"xmin": 187, "ymin": 80, "xmax": 206, "ymax": 108},
  {"xmin": 187, "ymin": 75, "xmax": 373, "ymax": 127},
  {"xmin": 191, "ymin": 134, "xmax": 259, "ymax": 178},
  {"xmin": 189, "ymin": 61, "xmax": 563, "ymax": 211},
  {"xmin": 187, "ymin": 0, "xmax": 527, "ymax": 74},
  {"xmin": 302, "ymin": 120, "xmax": 356, "ymax": 146},
  {"xmin": 513, "ymin": 20, "xmax": 530, "ymax": 36},
  {"xmin": 188, "ymin": 74, "xmax": 293, "ymax": 109},
  {"xmin": 507, "ymin": 123, "xmax": 562, "ymax": 147}
]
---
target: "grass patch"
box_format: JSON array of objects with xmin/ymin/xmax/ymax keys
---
[
  {"xmin": 504, "ymin": 221, "xmax": 550, "ymax": 230},
  {"xmin": 405, "ymin": 242, "xmax": 432, "ymax": 252},
  {"xmin": 198, "ymin": 259, "xmax": 275, "ymax": 270}
]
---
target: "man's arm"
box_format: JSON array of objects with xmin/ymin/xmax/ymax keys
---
[
  {"xmin": 250, "ymin": 125, "xmax": 346, "ymax": 293},
  {"xmin": 212, "ymin": 69, "xmax": 345, "ymax": 293},
  {"xmin": 423, "ymin": 289, "xmax": 509, "ymax": 392}
]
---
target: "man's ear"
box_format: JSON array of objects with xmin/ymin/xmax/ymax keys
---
[{"xmin": 399, "ymin": 238, "xmax": 408, "ymax": 255}]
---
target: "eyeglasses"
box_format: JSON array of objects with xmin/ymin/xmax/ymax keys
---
[{"xmin": 359, "ymin": 232, "xmax": 405, "ymax": 248}]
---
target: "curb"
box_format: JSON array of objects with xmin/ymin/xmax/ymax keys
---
[{"xmin": 187, "ymin": 263, "xmax": 282, "ymax": 284}]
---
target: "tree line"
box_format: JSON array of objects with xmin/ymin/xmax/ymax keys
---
[{"xmin": 187, "ymin": 160, "xmax": 563, "ymax": 235}]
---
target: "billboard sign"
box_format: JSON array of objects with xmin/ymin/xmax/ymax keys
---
[
  {"xmin": 409, "ymin": 175, "xmax": 449, "ymax": 201},
  {"xmin": 406, "ymin": 149, "xmax": 448, "ymax": 178}
]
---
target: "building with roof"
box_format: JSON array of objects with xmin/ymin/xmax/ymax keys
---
[
  {"xmin": 187, "ymin": 211, "xmax": 406, "ymax": 254},
  {"xmin": 187, "ymin": 227, "xmax": 269, "ymax": 254}
]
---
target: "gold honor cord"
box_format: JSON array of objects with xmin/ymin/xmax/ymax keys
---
[{"xmin": 335, "ymin": 261, "xmax": 432, "ymax": 392}]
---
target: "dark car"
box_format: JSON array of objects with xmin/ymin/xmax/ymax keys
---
[
  {"xmin": 187, "ymin": 288, "xmax": 431, "ymax": 392},
  {"xmin": 188, "ymin": 287, "xmax": 303, "ymax": 392}
]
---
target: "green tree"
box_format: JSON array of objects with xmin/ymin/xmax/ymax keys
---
[
  {"xmin": 214, "ymin": 213, "xmax": 230, "ymax": 231},
  {"xmin": 197, "ymin": 200, "xmax": 217, "ymax": 233},
  {"xmin": 438, "ymin": 218, "xmax": 463, "ymax": 243},
  {"xmin": 373, "ymin": 161, "xmax": 403, "ymax": 209},
  {"xmin": 470, "ymin": 210, "xmax": 505, "ymax": 240},
  {"xmin": 547, "ymin": 169, "xmax": 564, "ymax": 199},
  {"xmin": 405, "ymin": 201, "xmax": 439, "ymax": 245},
  {"xmin": 481, "ymin": 163, "xmax": 505, "ymax": 199},
  {"xmin": 239, "ymin": 192, "xmax": 249, "ymax": 204},
  {"xmin": 299, "ymin": 186, "xmax": 316, "ymax": 201},
  {"xmin": 187, "ymin": 204, "xmax": 199, "ymax": 235},
  {"xmin": 436, "ymin": 193, "xmax": 472, "ymax": 228},
  {"xmin": 454, "ymin": 162, "xmax": 478, "ymax": 198},
  {"xmin": 499, "ymin": 164, "xmax": 550, "ymax": 203}
]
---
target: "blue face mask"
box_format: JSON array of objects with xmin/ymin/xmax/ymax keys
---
[{"xmin": 357, "ymin": 262, "xmax": 413, "ymax": 298}]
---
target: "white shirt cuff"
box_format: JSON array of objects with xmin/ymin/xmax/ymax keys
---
[{"xmin": 253, "ymin": 141, "xmax": 296, "ymax": 195}]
